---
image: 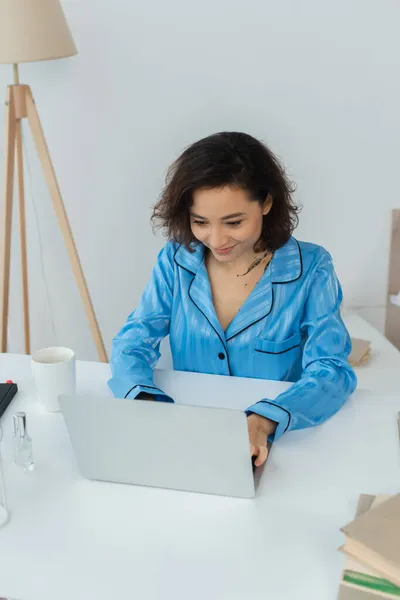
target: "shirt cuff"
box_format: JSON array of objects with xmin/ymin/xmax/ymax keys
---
[
  {"xmin": 107, "ymin": 377, "xmax": 174, "ymax": 403},
  {"xmin": 125, "ymin": 384, "xmax": 174, "ymax": 403},
  {"xmin": 246, "ymin": 400, "xmax": 291, "ymax": 441}
]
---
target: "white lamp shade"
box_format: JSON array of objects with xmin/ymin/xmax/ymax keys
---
[{"xmin": 0, "ymin": 0, "xmax": 77, "ymax": 64}]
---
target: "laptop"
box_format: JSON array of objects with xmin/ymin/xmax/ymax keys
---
[{"xmin": 59, "ymin": 394, "xmax": 266, "ymax": 498}]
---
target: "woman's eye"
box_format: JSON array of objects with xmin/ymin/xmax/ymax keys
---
[{"xmin": 191, "ymin": 220, "xmax": 242, "ymax": 227}]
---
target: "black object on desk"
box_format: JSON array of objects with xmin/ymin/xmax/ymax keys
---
[
  {"xmin": 252, "ymin": 455, "xmax": 258, "ymax": 473},
  {"xmin": 0, "ymin": 382, "xmax": 18, "ymax": 419}
]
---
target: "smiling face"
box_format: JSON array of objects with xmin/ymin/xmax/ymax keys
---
[{"xmin": 190, "ymin": 186, "xmax": 272, "ymax": 263}]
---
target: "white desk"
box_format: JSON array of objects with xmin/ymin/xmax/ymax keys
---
[
  {"xmin": 343, "ymin": 313, "xmax": 400, "ymax": 393},
  {"xmin": 0, "ymin": 354, "xmax": 399, "ymax": 600}
]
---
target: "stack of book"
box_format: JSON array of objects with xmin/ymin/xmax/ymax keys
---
[
  {"xmin": 338, "ymin": 494, "xmax": 400, "ymax": 599},
  {"xmin": 348, "ymin": 338, "xmax": 371, "ymax": 367}
]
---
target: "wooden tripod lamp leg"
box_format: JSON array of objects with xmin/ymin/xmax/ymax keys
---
[
  {"xmin": 15, "ymin": 119, "xmax": 30, "ymax": 355},
  {"xmin": 0, "ymin": 88, "xmax": 16, "ymax": 353},
  {"xmin": 25, "ymin": 87, "xmax": 108, "ymax": 362},
  {"xmin": 13, "ymin": 70, "xmax": 31, "ymax": 355}
]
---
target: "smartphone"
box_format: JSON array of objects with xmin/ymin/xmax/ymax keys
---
[{"xmin": 0, "ymin": 382, "xmax": 18, "ymax": 420}]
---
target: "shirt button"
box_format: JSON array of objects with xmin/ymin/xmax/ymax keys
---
[{"xmin": 218, "ymin": 352, "xmax": 225, "ymax": 360}]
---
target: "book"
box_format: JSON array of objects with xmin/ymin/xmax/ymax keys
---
[
  {"xmin": 338, "ymin": 494, "xmax": 400, "ymax": 599},
  {"xmin": 349, "ymin": 338, "xmax": 371, "ymax": 367},
  {"xmin": 341, "ymin": 494, "xmax": 400, "ymax": 589}
]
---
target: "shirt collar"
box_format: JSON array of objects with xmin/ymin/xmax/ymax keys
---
[
  {"xmin": 270, "ymin": 237, "xmax": 302, "ymax": 283},
  {"xmin": 174, "ymin": 236, "xmax": 302, "ymax": 284},
  {"xmin": 173, "ymin": 242, "xmax": 205, "ymax": 274}
]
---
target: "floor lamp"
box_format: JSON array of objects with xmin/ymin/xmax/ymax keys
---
[{"xmin": 0, "ymin": 0, "xmax": 107, "ymax": 362}]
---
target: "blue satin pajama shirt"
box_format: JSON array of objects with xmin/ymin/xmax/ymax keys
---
[{"xmin": 109, "ymin": 236, "xmax": 357, "ymax": 440}]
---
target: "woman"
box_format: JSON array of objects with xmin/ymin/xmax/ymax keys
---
[{"xmin": 109, "ymin": 132, "xmax": 357, "ymax": 467}]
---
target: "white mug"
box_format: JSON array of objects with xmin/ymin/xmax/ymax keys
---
[{"xmin": 31, "ymin": 347, "xmax": 76, "ymax": 412}]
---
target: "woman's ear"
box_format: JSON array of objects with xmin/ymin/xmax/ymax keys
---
[{"xmin": 263, "ymin": 194, "xmax": 273, "ymax": 216}]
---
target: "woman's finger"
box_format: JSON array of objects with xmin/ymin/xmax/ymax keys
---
[
  {"xmin": 254, "ymin": 445, "xmax": 268, "ymax": 467},
  {"xmin": 249, "ymin": 443, "xmax": 257, "ymax": 457}
]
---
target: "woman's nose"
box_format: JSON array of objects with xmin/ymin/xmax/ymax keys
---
[{"xmin": 209, "ymin": 228, "xmax": 228, "ymax": 249}]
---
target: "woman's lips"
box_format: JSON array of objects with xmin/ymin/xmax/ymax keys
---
[{"xmin": 214, "ymin": 245, "xmax": 237, "ymax": 256}]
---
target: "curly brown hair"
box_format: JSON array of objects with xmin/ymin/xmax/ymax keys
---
[{"xmin": 152, "ymin": 131, "xmax": 299, "ymax": 253}]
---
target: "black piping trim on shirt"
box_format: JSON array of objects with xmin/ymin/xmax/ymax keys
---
[
  {"xmin": 188, "ymin": 279, "xmax": 232, "ymax": 376},
  {"xmin": 124, "ymin": 384, "xmax": 159, "ymax": 399},
  {"xmin": 226, "ymin": 241, "xmax": 303, "ymax": 342},
  {"xmin": 174, "ymin": 239, "xmax": 303, "ymax": 282},
  {"xmin": 255, "ymin": 343, "xmax": 300, "ymax": 356},
  {"xmin": 173, "ymin": 245, "xmax": 196, "ymax": 275},
  {"xmin": 174, "ymin": 246, "xmax": 232, "ymax": 375},
  {"xmin": 174, "ymin": 246, "xmax": 232, "ymax": 376},
  {"xmin": 173, "ymin": 242, "xmax": 303, "ymax": 370},
  {"xmin": 271, "ymin": 238, "xmax": 303, "ymax": 285},
  {"xmin": 257, "ymin": 400, "xmax": 291, "ymax": 434},
  {"xmin": 226, "ymin": 288, "xmax": 275, "ymax": 342}
]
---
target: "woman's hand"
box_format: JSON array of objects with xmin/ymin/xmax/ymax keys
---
[{"xmin": 247, "ymin": 413, "xmax": 276, "ymax": 467}]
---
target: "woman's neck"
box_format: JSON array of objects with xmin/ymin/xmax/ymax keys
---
[{"xmin": 207, "ymin": 247, "xmax": 271, "ymax": 276}]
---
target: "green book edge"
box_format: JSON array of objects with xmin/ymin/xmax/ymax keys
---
[{"xmin": 344, "ymin": 570, "xmax": 400, "ymax": 596}]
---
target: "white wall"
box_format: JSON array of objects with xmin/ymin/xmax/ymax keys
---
[{"xmin": 0, "ymin": 0, "xmax": 399, "ymax": 360}]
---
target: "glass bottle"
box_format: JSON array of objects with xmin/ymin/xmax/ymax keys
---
[
  {"xmin": 13, "ymin": 412, "xmax": 35, "ymax": 472},
  {"xmin": 0, "ymin": 423, "xmax": 9, "ymax": 528}
]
